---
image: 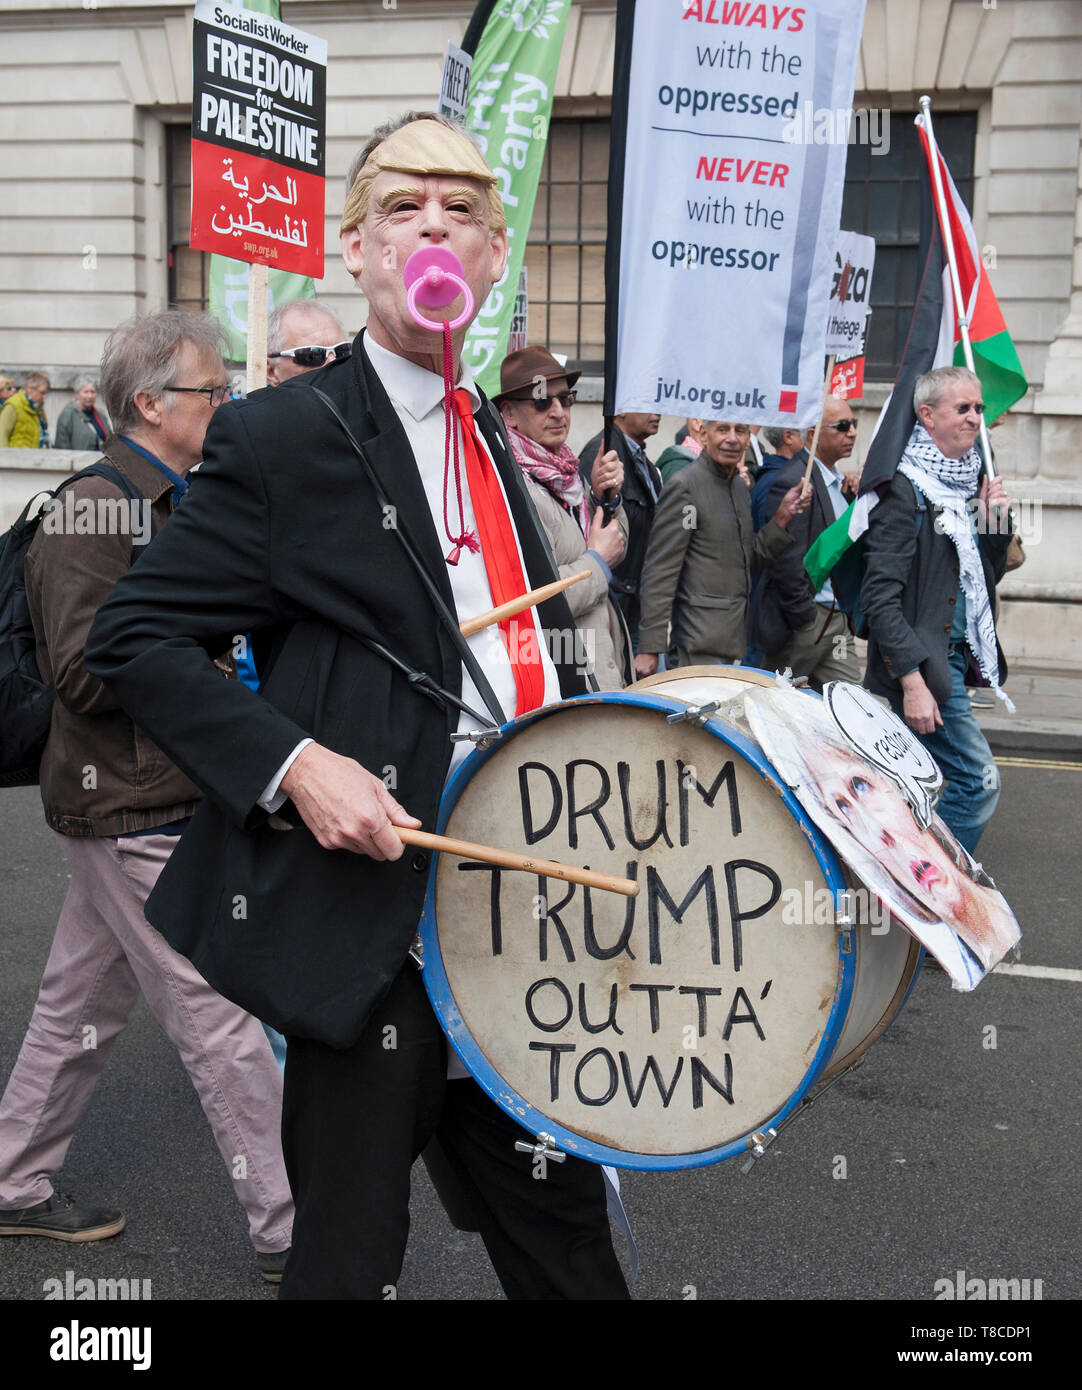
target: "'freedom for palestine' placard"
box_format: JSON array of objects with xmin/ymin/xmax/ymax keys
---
[{"xmin": 190, "ymin": 1, "xmax": 327, "ymax": 278}]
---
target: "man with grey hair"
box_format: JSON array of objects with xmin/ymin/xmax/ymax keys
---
[
  {"xmin": 0, "ymin": 311, "xmax": 293, "ymax": 1280},
  {"xmin": 861, "ymin": 364, "xmax": 1013, "ymax": 852},
  {"xmin": 267, "ymin": 300, "xmax": 349, "ymax": 385}
]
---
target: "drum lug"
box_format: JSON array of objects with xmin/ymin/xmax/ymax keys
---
[
  {"xmin": 739, "ymin": 1127, "xmax": 778, "ymax": 1172},
  {"xmin": 408, "ymin": 936, "xmax": 424, "ymax": 969},
  {"xmin": 666, "ymin": 699, "xmax": 721, "ymax": 726},
  {"xmin": 835, "ymin": 894, "xmax": 856, "ymax": 954},
  {"xmin": 513, "ymin": 1131, "xmax": 567, "ymax": 1164},
  {"xmin": 450, "ymin": 726, "xmax": 503, "ymax": 750}
]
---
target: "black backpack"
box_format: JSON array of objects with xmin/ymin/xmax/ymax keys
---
[{"xmin": 0, "ymin": 461, "xmax": 149, "ymax": 787}]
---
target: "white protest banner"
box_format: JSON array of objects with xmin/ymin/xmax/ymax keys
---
[
  {"xmin": 825, "ymin": 229, "xmax": 874, "ymax": 354},
  {"xmin": 439, "ymin": 41, "xmax": 473, "ymax": 121},
  {"xmin": 191, "ymin": 0, "xmax": 327, "ymax": 279},
  {"xmin": 826, "ymin": 230, "xmax": 874, "ymax": 396},
  {"xmin": 606, "ymin": 0, "xmax": 865, "ymax": 426}
]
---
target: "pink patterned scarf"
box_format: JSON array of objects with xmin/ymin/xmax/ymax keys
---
[{"xmin": 506, "ymin": 422, "xmax": 590, "ymax": 538}]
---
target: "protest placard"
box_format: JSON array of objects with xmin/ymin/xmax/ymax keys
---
[
  {"xmin": 190, "ymin": 0, "xmax": 327, "ymax": 279},
  {"xmin": 606, "ymin": 0, "xmax": 866, "ymax": 426}
]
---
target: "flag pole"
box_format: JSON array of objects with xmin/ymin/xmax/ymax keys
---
[
  {"xmin": 803, "ymin": 354, "xmax": 836, "ymax": 489},
  {"xmin": 918, "ymin": 95, "xmax": 996, "ymax": 479}
]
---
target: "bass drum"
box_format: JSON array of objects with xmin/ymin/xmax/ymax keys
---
[
  {"xmin": 633, "ymin": 666, "xmax": 923, "ymax": 1083},
  {"xmin": 419, "ymin": 670, "xmax": 916, "ymax": 1171}
]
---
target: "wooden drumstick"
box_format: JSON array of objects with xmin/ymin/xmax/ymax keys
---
[
  {"xmin": 395, "ymin": 826, "xmax": 639, "ymax": 898},
  {"xmin": 459, "ymin": 571, "xmax": 592, "ymax": 637}
]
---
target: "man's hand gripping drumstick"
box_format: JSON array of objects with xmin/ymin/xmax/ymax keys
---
[{"xmin": 279, "ymin": 744, "xmax": 638, "ymax": 896}]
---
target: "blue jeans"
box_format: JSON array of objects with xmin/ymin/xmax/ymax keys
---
[{"xmin": 891, "ymin": 645, "xmax": 1000, "ymax": 855}]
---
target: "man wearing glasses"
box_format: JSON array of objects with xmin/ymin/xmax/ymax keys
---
[
  {"xmin": 0, "ymin": 312, "xmax": 293, "ymax": 1280},
  {"xmin": 862, "ymin": 366, "xmax": 1012, "ymax": 852},
  {"xmin": 266, "ymin": 301, "xmax": 350, "ymax": 385},
  {"xmin": 749, "ymin": 395, "xmax": 863, "ymax": 688}
]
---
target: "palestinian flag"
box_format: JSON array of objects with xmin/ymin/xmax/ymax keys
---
[
  {"xmin": 915, "ymin": 113, "xmax": 1028, "ymax": 426},
  {"xmin": 804, "ymin": 112, "xmax": 1027, "ymax": 592},
  {"xmin": 804, "ymin": 167, "xmax": 946, "ymax": 591}
]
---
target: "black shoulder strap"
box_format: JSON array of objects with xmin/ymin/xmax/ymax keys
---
[
  {"xmin": 62, "ymin": 461, "xmax": 153, "ymax": 552},
  {"xmin": 309, "ymin": 387, "xmax": 507, "ymax": 729}
]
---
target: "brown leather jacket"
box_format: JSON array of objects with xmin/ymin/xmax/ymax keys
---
[{"xmin": 24, "ymin": 436, "xmax": 202, "ymax": 836}]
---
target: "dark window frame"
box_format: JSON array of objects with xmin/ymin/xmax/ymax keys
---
[{"xmin": 165, "ymin": 125, "xmax": 210, "ymax": 314}]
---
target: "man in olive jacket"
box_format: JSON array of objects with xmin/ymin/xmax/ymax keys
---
[
  {"xmin": 635, "ymin": 420, "xmax": 809, "ymax": 675},
  {"xmin": 0, "ymin": 312, "xmax": 292, "ymax": 1278}
]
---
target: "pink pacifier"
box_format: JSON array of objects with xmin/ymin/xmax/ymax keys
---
[{"xmin": 403, "ymin": 246, "xmax": 475, "ymax": 331}]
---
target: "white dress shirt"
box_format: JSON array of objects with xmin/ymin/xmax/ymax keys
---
[
  {"xmin": 812, "ymin": 456, "xmax": 848, "ymax": 608},
  {"xmin": 259, "ymin": 336, "xmax": 561, "ymax": 792}
]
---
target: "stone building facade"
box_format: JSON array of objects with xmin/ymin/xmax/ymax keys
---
[{"xmin": 1, "ymin": 0, "xmax": 1079, "ymax": 663}]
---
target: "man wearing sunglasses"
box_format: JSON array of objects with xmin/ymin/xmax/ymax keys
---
[
  {"xmin": 267, "ymin": 301, "xmax": 350, "ymax": 385},
  {"xmin": 749, "ymin": 395, "xmax": 863, "ymax": 689}
]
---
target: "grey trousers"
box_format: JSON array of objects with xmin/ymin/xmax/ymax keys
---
[{"xmin": 765, "ymin": 608, "xmax": 861, "ymax": 689}]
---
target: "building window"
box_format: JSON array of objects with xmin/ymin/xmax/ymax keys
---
[
  {"xmin": 166, "ymin": 125, "xmax": 210, "ymax": 313},
  {"xmin": 523, "ymin": 118, "xmax": 609, "ymax": 374},
  {"xmin": 843, "ymin": 111, "xmax": 976, "ymax": 381}
]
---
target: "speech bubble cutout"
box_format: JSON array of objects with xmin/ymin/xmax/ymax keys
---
[{"xmin": 823, "ymin": 682, "xmax": 943, "ymax": 830}]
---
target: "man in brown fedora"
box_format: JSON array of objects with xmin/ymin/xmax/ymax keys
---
[{"xmin": 495, "ymin": 346, "xmax": 629, "ymax": 688}]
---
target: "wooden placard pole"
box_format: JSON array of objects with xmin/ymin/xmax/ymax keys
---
[
  {"xmin": 459, "ymin": 571, "xmax": 592, "ymax": 637},
  {"xmin": 396, "ymin": 826, "xmax": 639, "ymax": 898},
  {"xmin": 246, "ymin": 263, "xmax": 269, "ymax": 396},
  {"xmin": 802, "ymin": 353, "xmax": 837, "ymax": 489}
]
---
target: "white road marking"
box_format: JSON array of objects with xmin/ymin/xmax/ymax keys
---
[{"xmin": 993, "ymin": 963, "xmax": 1082, "ymax": 982}]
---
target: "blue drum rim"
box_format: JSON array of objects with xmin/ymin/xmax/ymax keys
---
[{"xmin": 418, "ymin": 689, "xmax": 854, "ymax": 1171}]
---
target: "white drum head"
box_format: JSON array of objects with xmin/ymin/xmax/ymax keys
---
[{"xmin": 422, "ymin": 694, "xmax": 851, "ymax": 1168}]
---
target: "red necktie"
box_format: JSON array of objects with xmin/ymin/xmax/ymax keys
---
[{"xmin": 454, "ymin": 389, "xmax": 546, "ymax": 716}]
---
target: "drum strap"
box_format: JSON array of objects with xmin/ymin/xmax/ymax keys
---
[
  {"xmin": 352, "ymin": 629, "xmax": 498, "ymax": 729},
  {"xmin": 310, "ymin": 387, "xmax": 508, "ymax": 732}
]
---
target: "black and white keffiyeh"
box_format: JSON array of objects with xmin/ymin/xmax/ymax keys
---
[{"xmin": 898, "ymin": 423, "xmax": 1014, "ymax": 712}]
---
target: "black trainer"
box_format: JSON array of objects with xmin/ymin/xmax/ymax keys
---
[
  {"xmin": 257, "ymin": 1248, "xmax": 290, "ymax": 1284},
  {"xmin": 0, "ymin": 1192, "xmax": 125, "ymax": 1242}
]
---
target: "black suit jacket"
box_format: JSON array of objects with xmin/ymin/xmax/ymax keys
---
[
  {"xmin": 749, "ymin": 455, "xmax": 830, "ymax": 655},
  {"xmin": 577, "ymin": 428, "xmax": 661, "ymax": 639},
  {"xmin": 86, "ymin": 339, "xmax": 587, "ymax": 1048}
]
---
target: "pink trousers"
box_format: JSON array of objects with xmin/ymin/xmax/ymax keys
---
[{"xmin": 0, "ymin": 832, "xmax": 293, "ymax": 1252}]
